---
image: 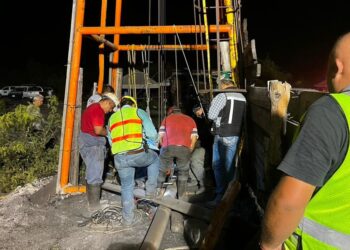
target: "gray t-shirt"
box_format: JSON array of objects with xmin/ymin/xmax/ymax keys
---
[{"xmin": 278, "ymin": 94, "xmax": 349, "ymax": 187}]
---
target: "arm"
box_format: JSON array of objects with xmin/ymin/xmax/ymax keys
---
[
  {"xmin": 189, "ymin": 135, "xmax": 198, "ymax": 152},
  {"xmin": 138, "ymin": 109, "xmax": 158, "ymax": 141},
  {"xmin": 94, "ymin": 125, "xmax": 107, "ymax": 136},
  {"xmin": 260, "ymin": 176, "xmax": 315, "ymax": 249},
  {"xmin": 208, "ymin": 94, "xmax": 226, "ymax": 120},
  {"xmin": 261, "ymin": 96, "xmax": 347, "ymax": 249},
  {"xmin": 159, "ymin": 132, "xmax": 164, "ymax": 147}
]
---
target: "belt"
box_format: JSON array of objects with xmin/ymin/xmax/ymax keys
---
[{"xmin": 126, "ymin": 148, "xmax": 145, "ymax": 155}]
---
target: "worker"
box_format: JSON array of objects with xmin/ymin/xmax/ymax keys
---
[
  {"xmin": 86, "ymin": 84, "xmax": 116, "ymax": 108},
  {"xmin": 27, "ymin": 94, "xmax": 45, "ymax": 131},
  {"xmin": 196, "ymin": 77, "xmax": 246, "ymax": 206},
  {"xmin": 157, "ymin": 106, "xmax": 198, "ymax": 200},
  {"xmin": 108, "ymin": 95, "xmax": 159, "ymax": 226},
  {"xmin": 79, "ymin": 93, "xmax": 119, "ymax": 212},
  {"xmin": 188, "ymin": 140, "xmax": 206, "ymax": 194},
  {"xmin": 259, "ymin": 32, "xmax": 350, "ymax": 249}
]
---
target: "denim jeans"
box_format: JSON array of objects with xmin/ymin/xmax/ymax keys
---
[
  {"xmin": 79, "ymin": 132, "xmax": 106, "ymax": 185},
  {"xmin": 212, "ymin": 135, "xmax": 239, "ymax": 201},
  {"xmin": 114, "ymin": 150, "xmax": 160, "ymax": 224}
]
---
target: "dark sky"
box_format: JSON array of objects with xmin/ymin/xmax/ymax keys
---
[
  {"xmin": 243, "ymin": 0, "xmax": 349, "ymax": 84},
  {"xmin": 0, "ymin": 0, "xmax": 348, "ymax": 91}
]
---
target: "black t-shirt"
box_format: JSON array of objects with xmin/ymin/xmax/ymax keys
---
[{"xmin": 278, "ymin": 94, "xmax": 349, "ymax": 187}]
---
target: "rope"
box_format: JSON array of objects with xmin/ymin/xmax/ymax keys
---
[
  {"xmin": 201, "ymin": 0, "xmax": 214, "ymax": 100},
  {"xmin": 193, "ymin": 0, "xmax": 200, "ymax": 90},
  {"xmin": 127, "ymin": 49, "xmax": 132, "ymax": 95},
  {"xmin": 142, "ymin": 49, "xmax": 151, "ymax": 115},
  {"xmin": 174, "ymin": 35, "xmax": 179, "ymax": 106},
  {"xmin": 173, "ymin": 25, "xmax": 206, "ymax": 119},
  {"xmin": 131, "ymin": 46, "xmax": 137, "ymax": 100},
  {"xmin": 197, "ymin": 0, "xmax": 208, "ymax": 90},
  {"xmin": 215, "ymin": 0, "xmax": 221, "ymax": 81}
]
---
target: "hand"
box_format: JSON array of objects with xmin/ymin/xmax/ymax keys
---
[{"xmin": 194, "ymin": 108, "xmax": 204, "ymax": 118}]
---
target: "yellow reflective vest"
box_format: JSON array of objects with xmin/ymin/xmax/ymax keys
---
[
  {"xmin": 109, "ymin": 107, "xmax": 143, "ymax": 154},
  {"xmin": 285, "ymin": 93, "xmax": 350, "ymax": 250}
]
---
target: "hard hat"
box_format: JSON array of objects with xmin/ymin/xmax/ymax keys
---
[
  {"xmin": 121, "ymin": 95, "xmax": 137, "ymax": 107},
  {"xmin": 102, "ymin": 92, "xmax": 119, "ymax": 107}
]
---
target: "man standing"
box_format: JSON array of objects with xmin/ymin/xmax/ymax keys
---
[
  {"xmin": 260, "ymin": 33, "xmax": 350, "ymax": 249},
  {"xmin": 206, "ymin": 78, "xmax": 246, "ymax": 206},
  {"xmin": 157, "ymin": 106, "xmax": 198, "ymax": 200},
  {"xmin": 79, "ymin": 93, "xmax": 118, "ymax": 212},
  {"xmin": 108, "ymin": 96, "xmax": 159, "ymax": 226},
  {"xmin": 27, "ymin": 94, "xmax": 44, "ymax": 131}
]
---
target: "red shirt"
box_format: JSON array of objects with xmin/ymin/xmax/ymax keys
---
[
  {"xmin": 159, "ymin": 113, "xmax": 198, "ymax": 148},
  {"xmin": 81, "ymin": 103, "xmax": 105, "ymax": 136}
]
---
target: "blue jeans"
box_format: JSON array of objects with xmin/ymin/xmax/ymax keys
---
[
  {"xmin": 79, "ymin": 132, "xmax": 106, "ymax": 185},
  {"xmin": 114, "ymin": 150, "xmax": 160, "ymax": 224},
  {"xmin": 212, "ymin": 135, "xmax": 239, "ymax": 201}
]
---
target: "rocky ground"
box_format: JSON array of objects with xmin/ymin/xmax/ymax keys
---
[{"xmin": 0, "ymin": 176, "xmax": 192, "ymax": 250}]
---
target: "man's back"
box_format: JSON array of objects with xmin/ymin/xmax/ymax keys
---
[{"xmin": 159, "ymin": 113, "xmax": 197, "ymax": 148}]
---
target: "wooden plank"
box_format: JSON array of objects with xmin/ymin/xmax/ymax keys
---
[
  {"xmin": 199, "ymin": 181, "xmax": 241, "ymax": 250},
  {"xmin": 102, "ymin": 182, "xmax": 212, "ymax": 222},
  {"xmin": 69, "ymin": 68, "xmax": 83, "ymax": 185}
]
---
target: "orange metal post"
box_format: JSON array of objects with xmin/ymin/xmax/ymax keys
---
[
  {"xmin": 97, "ymin": 0, "xmax": 108, "ymax": 93},
  {"xmin": 80, "ymin": 25, "xmax": 231, "ymax": 35},
  {"xmin": 60, "ymin": 0, "xmax": 85, "ymax": 189},
  {"xmin": 111, "ymin": 0, "xmax": 122, "ymax": 91}
]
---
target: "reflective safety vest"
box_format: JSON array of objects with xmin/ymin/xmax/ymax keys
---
[
  {"xmin": 285, "ymin": 93, "xmax": 350, "ymax": 250},
  {"xmin": 109, "ymin": 107, "xmax": 143, "ymax": 154}
]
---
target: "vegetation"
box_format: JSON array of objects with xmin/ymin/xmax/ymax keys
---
[{"xmin": 0, "ymin": 96, "xmax": 61, "ymax": 194}]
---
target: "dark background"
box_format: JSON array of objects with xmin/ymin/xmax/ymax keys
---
[{"xmin": 0, "ymin": 0, "xmax": 348, "ymax": 97}]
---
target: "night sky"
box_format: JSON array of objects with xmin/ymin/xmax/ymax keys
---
[{"xmin": 0, "ymin": 0, "xmax": 348, "ymax": 94}]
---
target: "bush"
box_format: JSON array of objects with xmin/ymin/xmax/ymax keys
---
[{"xmin": 0, "ymin": 96, "xmax": 61, "ymax": 193}]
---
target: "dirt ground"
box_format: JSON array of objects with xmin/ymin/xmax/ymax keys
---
[{"xmin": 0, "ymin": 176, "xmax": 190, "ymax": 250}]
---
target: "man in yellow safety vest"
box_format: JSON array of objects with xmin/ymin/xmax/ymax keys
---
[{"xmin": 259, "ymin": 33, "xmax": 350, "ymax": 249}]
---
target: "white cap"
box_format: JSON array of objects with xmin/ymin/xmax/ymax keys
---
[{"xmin": 102, "ymin": 92, "xmax": 119, "ymax": 107}]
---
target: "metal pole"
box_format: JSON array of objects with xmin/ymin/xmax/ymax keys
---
[
  {"xmin": 60, "ymin": 0, "xmax": 85, "ymax": 189},
  {"xmin": 56, "ymin": 0, "xmax": 77, "ymax": 193}
]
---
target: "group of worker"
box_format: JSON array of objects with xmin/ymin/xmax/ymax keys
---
[{"xmin": 79, "ymin": 76, "xmax": 246, "ymax": 226}]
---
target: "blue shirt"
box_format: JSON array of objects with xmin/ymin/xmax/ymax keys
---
[{"xmin": 107, "ymin": 105, "xmax": 159, "ymax": 151}]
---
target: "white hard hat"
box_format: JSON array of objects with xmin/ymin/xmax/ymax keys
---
[{"xmin": 102, "ymin": 92, "xmax": 119, "ymax": 107}]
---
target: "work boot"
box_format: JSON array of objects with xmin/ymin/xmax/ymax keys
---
[
  {"xmin": 87, "ymin": 184, "xmax": 101, "ymax": 212},
  {"xmin": 177, "ymin": 180, "xmax": 187, "ymax": 200}
]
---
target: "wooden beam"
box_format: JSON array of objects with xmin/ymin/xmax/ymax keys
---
[
  {"xmin": 102, "ymin": 182, "xmax": 212, "ymax": 222},
  {"xmin": 200, "ymin": 181, "xmax": 241, "ymax": 250}
]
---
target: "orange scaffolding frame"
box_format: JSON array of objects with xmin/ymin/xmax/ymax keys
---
[{"xmin": 57, "ymin": 0, "xmax": 238, "ymax": 194}]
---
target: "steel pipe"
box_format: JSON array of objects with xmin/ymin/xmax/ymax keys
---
[{"xmin": 80, "ymin": 24, "xmax": 231, "ymax": 35}]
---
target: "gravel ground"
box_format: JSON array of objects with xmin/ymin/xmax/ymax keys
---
[{"xmin": 0, "ymin": 176, "xmax": 191, "ymax": 250}]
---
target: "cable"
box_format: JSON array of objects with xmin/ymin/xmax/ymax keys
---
[
  {"xmin": 78, "ymin": 205, "xmax": 146, "ymax": 233},
  {"xmin": 173, "ymin": 25, "xmax": 207, "ymax": 119}
]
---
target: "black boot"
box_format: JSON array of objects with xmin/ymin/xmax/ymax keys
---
[
  {"xmin": 87, "ymin": 184, "xmax": 101, "ymax": 212},
  {"xmin": 177, "ymin": 180, "xmax": 187, "ymax": 200}
]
